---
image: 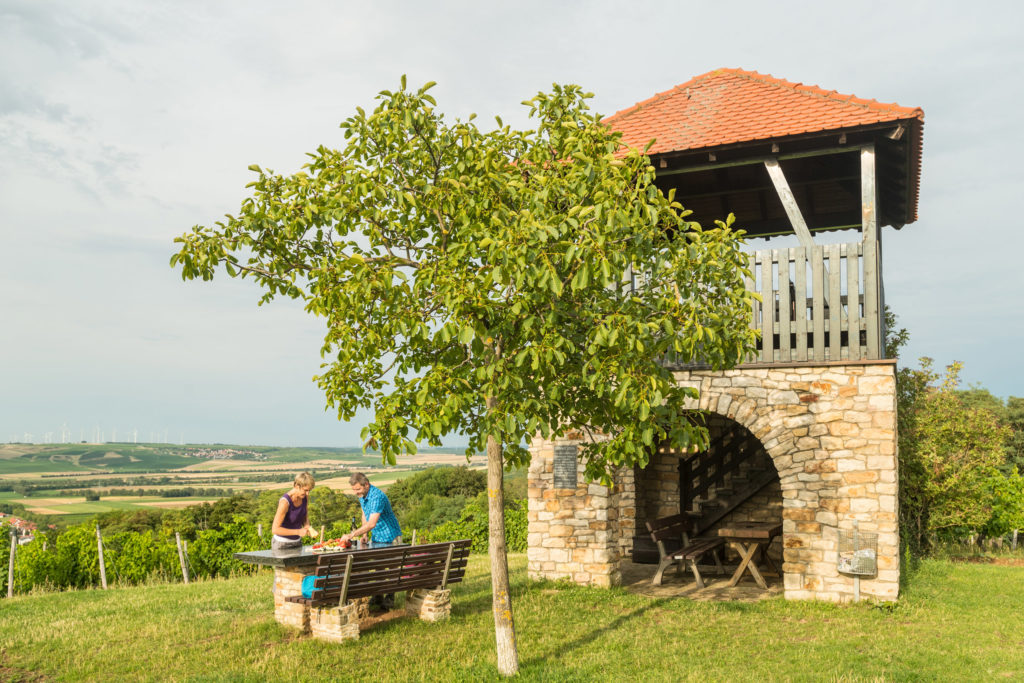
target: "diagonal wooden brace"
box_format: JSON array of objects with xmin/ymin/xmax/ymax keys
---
[{"xmin": 440, "ymin": 543, "xmax": 455, "ymax": 589}]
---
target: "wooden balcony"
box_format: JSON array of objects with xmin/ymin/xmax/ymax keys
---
[
  {"xmin": 657, "ymin": 239, "xmax": 885, "ymax": 369},
  {"xmin": 745, "ymin": 240, "xmax": 884, "ymax": 364}
]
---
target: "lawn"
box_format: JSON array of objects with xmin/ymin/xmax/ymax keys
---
[{"xmin": 1, "ymin": 555, "xmax": 1022, "ymax": 681}]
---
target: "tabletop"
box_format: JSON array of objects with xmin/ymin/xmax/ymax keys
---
[
  {"xmin": 716, "ymin": 522, "xmax": 783, "ymax": 541},
  {"xmin": 233, "ymin": 542, "xmax": 408, "ymax": 569}
]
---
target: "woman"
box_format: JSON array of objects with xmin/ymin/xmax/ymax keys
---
[{"xmin": 271, "ymin": 471, "xmax": 318, "ymax": 550}]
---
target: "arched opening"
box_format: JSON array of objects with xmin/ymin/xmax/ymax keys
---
[{"xmin": 630, "ymin": 412, "xmax": 783, "ymax": 567}]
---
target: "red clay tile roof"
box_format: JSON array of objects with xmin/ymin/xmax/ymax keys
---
[
  {"xmin": 604, "ymin": 68, "xmax": 923, "ymax": 154},
  {"xmin": 604, "ymin": 68, "xmax": 925, "ymax": 224}
]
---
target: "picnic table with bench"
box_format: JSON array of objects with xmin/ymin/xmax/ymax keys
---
[
  {"xmin": 234, "ymin": 539, "xmax": 472, "ymax": 642},
  {"xmin": 645, "ymin": 514, "xmax": 726, "ymax": 589}
]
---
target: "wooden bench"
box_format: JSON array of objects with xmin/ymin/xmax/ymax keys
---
[
  {"xmin": 287, "ymin": 539, "xmax": 472, "ymax": 608},
  {"xmin": 645, "ymin": 514, "xmax": 725, "ymax": 589}
]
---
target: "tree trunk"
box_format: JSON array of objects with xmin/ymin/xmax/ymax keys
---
[{"xmin": 486, "ymin": 402, "xmax": 519, "ymax": 676}]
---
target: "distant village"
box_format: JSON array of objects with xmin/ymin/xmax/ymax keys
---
[
  {"xmin": 184, "ymin": 447, "xmax": 266, "ymax": 461},
  {"xmin": 1, "ymin": 512, "xmax": 38, "ymax": 544}
]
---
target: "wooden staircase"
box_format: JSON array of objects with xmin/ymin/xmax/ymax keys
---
[{"xmin": 681, "ymin": 420, "xmax": 777, "ymax": 536}]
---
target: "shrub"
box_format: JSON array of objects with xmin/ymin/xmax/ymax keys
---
[{"xmin": 187, "ymin": 516, "xmax": 262, "ymax": 579}]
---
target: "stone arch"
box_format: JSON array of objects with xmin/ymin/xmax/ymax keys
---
[{"xmin": 527, "ymin": 363, "xmax": 900, "ymax": 602}]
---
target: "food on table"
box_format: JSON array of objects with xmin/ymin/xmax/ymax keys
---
[{"xmin": 311, "ymin": 537, "xmax": 351, "ymax": 553}]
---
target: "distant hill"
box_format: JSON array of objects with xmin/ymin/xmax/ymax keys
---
[{"xmin": 0, "ymin": 442, "xmax": 478, "ymax": 476}]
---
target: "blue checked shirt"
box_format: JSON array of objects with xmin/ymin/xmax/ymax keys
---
[{"xmin": 359, "ymin": 484, "xmax": 402, "ymax": 543}]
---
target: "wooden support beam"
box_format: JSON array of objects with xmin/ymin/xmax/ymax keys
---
[
  {"xmin": 441, "ymin": 543, "xmax": 456, "ymax": 589},
  {"xmin": 337, "ymin": 554, "xmax": 354, "ymax": 607},
  {"xmin": 764, "ymin": 158, "xmax": 815, "ymax": 251},
  {"xmin": 861, "ymin": 144, "xmax": 882, "ymax": 357},
  {"xmin": 861, "ymin": 145, "xmax": 878, "ymax": 244},
  {"xmin": 656, "ymin": 145, "xmax": 858, "ymax": 177}
]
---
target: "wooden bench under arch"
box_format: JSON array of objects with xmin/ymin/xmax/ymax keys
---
[{"xmin": 645, "ymin": 514, "xmax": 726, "ymax": 589}]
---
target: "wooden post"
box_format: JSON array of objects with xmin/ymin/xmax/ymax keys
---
[
  {"xmin": 861, "ymin": 144, "xmax": 881, "ymax": 358},
  {"xmin": 257, "ymin": 523, "xmax": 263, "ymax": 538},
  {"xmin": 440, "ymin": 543, "xmax": 455, "ymax": 589},
  {"xmin": 7, "ymin": 531, "xmax": 15, "ymax": 598},
  {"xmin": 1013, "ymin": 529, "xmax": 1019, "ymax": 551},
  {"xmin": 175, "ymin": 532, "xmax": 190, "ymax": 585},
  {"xmin": 95, "ymin": 526, "xmax": 108, "ymax": 590},
  {"xmin": 337, "ymin": 554, "xmax": 354, "ymax": 607}
]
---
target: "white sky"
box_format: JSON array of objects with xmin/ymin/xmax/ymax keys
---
[{"xmin": 2, "ymin": 1, "xmax": 1022, "ymax": 447}]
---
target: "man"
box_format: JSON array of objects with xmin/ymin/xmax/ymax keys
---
[{"xmin": 341, "ymin": 472, "xmax": 403, "ymax": 611}]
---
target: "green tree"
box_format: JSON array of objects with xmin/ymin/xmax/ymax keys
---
[
  {"xmin": 898, "ymin": 358, "xmax": 1010, "ymax": 548},
  {"xmin": 172, "ymin": 80, "xmax": 755, "ymax": 675},
  {"xmin": 1002, "ymin": 396, "xmax": 1024, "ymax": 473},
  {"xmin": 386, "ymin": 465, "xmax": 487, "ymax": 520}
]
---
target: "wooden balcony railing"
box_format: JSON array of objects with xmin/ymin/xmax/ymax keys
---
[{"xmin": 746, "ymin": 241, "xmax": 883, "ymax": 364}]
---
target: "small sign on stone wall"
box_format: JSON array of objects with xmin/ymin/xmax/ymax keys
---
[{"xmin": 553, "ymin": 445, "xmax": 578, "ymax": 489}]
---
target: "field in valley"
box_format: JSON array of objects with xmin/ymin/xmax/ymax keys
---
[{"xmin": 0, "ymin": 442, "xmax": 483, "ymax": 524}]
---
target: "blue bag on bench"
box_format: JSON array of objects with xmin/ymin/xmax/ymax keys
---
[{"xmin": 301, "ymin": 575, "xmax": 317, "ymax": 599}]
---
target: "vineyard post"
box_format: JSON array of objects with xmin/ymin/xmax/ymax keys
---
[
  {"xmin": 6, "ymin": 530, "xmax": 15, "ymax": 598},
  {"xmin": 1014, "ymin": 529, "xmax": 1019, "ymax": 551},
  {"xmin": 95, "ymin": 526, "xmax": 107, "ymax": 589},
  {"xmin": 175, "ymin": 532, "xmax": 190, "ymax": 584}
]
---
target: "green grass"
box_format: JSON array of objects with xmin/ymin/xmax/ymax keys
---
[{"xmin": 1, "ymin": 555, "xmax": 1022, "ymax": 681}]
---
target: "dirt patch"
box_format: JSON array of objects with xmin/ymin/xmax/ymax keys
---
[
  {"xmin": 619, "ymin": 560, "xmax": 783, "ymax": 602},
  {"xmin": 358, "ymin": 608, "xmax": 407, "ymax": 631}
]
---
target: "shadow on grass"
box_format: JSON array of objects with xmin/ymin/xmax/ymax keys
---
[
  {"xmin": 519, "ymin": 597, "xmax": 671, "ymax": 667},
  {"xmin": 445, "ymin": 561, "xmax": 537, "ymax": 618}
]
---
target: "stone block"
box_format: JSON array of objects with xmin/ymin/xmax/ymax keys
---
[
  {"xmin": 406, "ymin": 588, "xmax": 452, "ymax": 622},
  {"xmin": 310, "ymin": 602, "xmax": 361, "ymax": 643},
  {"xmin": 858, "ymin": 376, "xmax": 894, "ymax": 394},
  {"xmin": 275, "ymin": 599, "xmax": 311, "ymax": 633},
  {"xmin": 843, "ymin": 471, "xmax": 879, "ymax": 484},
  {"xmin": 804, "ymin": 460, "xmax": 837, "ymax": 474},
  {"xmin": 850, "ymin": 498, "xmax": 879, "ymax": 513}
]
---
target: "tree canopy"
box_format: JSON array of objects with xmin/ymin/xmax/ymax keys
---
[
  {"xmin": 172, "ymin": 80, "xmax": 756, "ymax": 484},
  {"xmin": 171, "ymin": 79, "xmax": 757, "ymax": 675}
]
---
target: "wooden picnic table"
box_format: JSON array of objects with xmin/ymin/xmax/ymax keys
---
[
  {"xmin": 717, "ymin": 522, "xmax": 782, "ymax": 589},
  {"xmin": 234, "ymin": 541, "xmax": 408, "ymax": 628}
]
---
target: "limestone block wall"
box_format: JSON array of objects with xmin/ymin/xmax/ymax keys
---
[
  {"xmin": 527, "ymin": 437, "xmax": 629, "ymax": 587},
  {"xmin": 527, "ymin": 361, "xmax": 900, "ymax": 602}
]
